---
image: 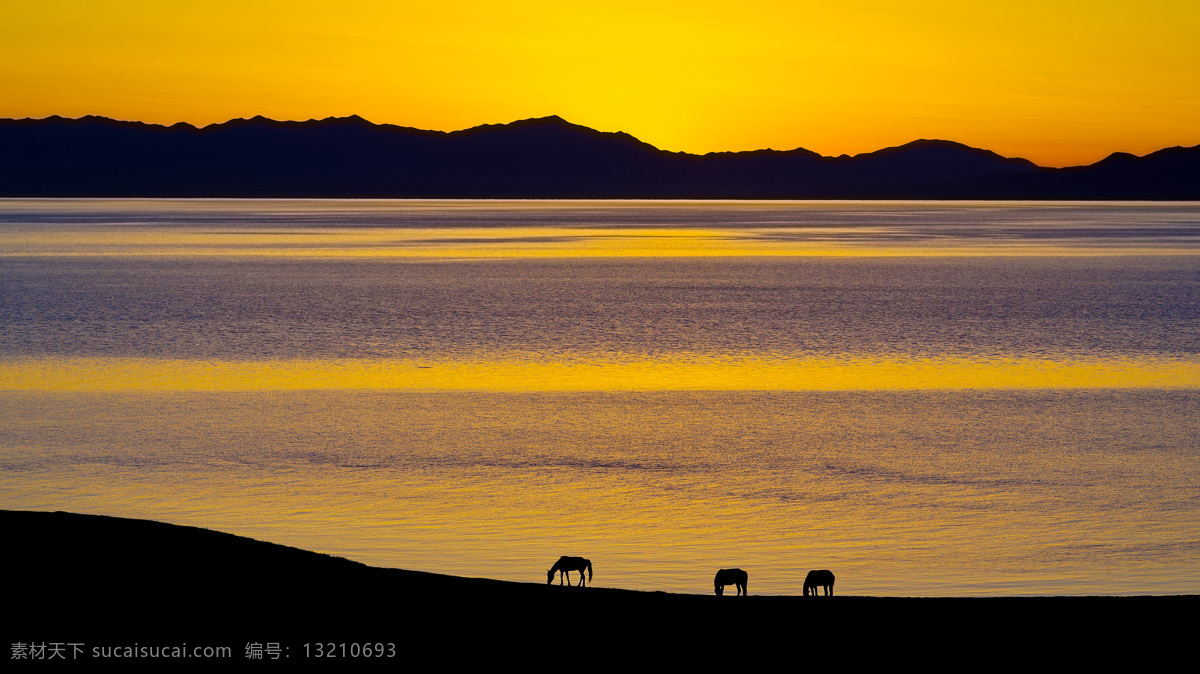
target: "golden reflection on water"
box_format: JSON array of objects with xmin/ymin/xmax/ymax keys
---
[
  {"xmin": 3, "ymin": 355, "xmax": 1198, "ymax": 391},
  {"xmin": 3, "ymin": 225, "xmax": 1197, "ymax": 258},
  {"xmin": 4, "ymin": 201, "xmax": 1198, "ymax": 596},
  {"xmin": 5, "ymin": 389, "xmax": 1198, "ymax": 596}
]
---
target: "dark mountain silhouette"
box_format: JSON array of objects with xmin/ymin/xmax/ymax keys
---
[
  {"xmin": 1, "ymin": 114, "xmax": 1196, "ymax": 198},
  {"xmin": 926, "ymin": 144, "xmax": 1200, "ymax": 200}
]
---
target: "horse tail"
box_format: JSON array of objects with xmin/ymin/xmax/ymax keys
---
[{"xmin": 587, "ymin": 559, "xmax": 593, "ymax": 582}]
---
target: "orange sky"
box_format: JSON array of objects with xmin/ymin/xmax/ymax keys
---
[{"xmin": 2, "ymin": 0, "xmax": 1198, "ymax": 167}]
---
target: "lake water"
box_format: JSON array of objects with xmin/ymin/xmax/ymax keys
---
[{"xmin": 2, "ymin": 199, "xmax": 1198, "ymax": 596}]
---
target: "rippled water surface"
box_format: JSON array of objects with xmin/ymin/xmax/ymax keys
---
[{"xmin": 2, "ymin": 200, "xmax": 1198, "ymax": 595}]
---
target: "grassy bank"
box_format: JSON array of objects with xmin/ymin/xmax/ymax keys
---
[{"xmin": 5, "ymin": 509, "xmax": 1192, "ymax": 663}]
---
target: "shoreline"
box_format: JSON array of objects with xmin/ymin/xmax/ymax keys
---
[{"xmin": 6, "ymin": 509, "xmax": 1195, "ymax": 656}]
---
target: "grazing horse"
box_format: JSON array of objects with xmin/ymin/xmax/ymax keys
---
[
  {"xmin": 547, "ymin": 556, "xmax": 593, "ymax": 586},
  {"xmin": 714, "ymin": 568, "xmax": 748, "ymax": 596},
  {"xmin": 804, "ymin": 569, "xmax": 835, "ymax": 596}
]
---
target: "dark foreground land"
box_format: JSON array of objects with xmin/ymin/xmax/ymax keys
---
[{"xmin": 5, "ymin": 510, "xmax": 1194, "ymax": 664}]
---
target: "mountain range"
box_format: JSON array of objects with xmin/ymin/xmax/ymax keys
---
[{"xmin": 2, "ymin": 115, "xmax": 1197, "ymax": 199}]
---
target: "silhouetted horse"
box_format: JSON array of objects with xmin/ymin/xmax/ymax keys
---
[
  {"xmin": 547, "ymin": 556, "xmax": 593, "ymax": 586},
  {"xmin": 804, "ymin": 569, "xmax": 835, "ymax": 596},
  {"xmin": 714, "ymin": 568, "xmax": 748, "ymax": 596}
]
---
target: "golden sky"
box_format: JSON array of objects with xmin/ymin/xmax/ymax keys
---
[{"xmin": 3, "ymin": 0, "xmax": 1198, "ymax": 166}]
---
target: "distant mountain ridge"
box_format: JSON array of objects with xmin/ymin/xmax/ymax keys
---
[{"xmin": 1, "ymin": 114, "xmax": 1196, "ymax": 199}]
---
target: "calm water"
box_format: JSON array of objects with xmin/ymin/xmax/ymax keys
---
[{"xmin": 2, "ymin": 199, "xmax": 1198, "ymax": 596}]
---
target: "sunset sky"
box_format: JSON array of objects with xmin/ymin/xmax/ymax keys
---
[{"xmin": 3, "ymin": 0, "xmax": 1198, "ymax": 167}]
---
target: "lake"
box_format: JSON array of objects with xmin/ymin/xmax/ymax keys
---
[{"xmin": 2, "ymin": 199, "xmax": 1198, "ymax": 596}]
